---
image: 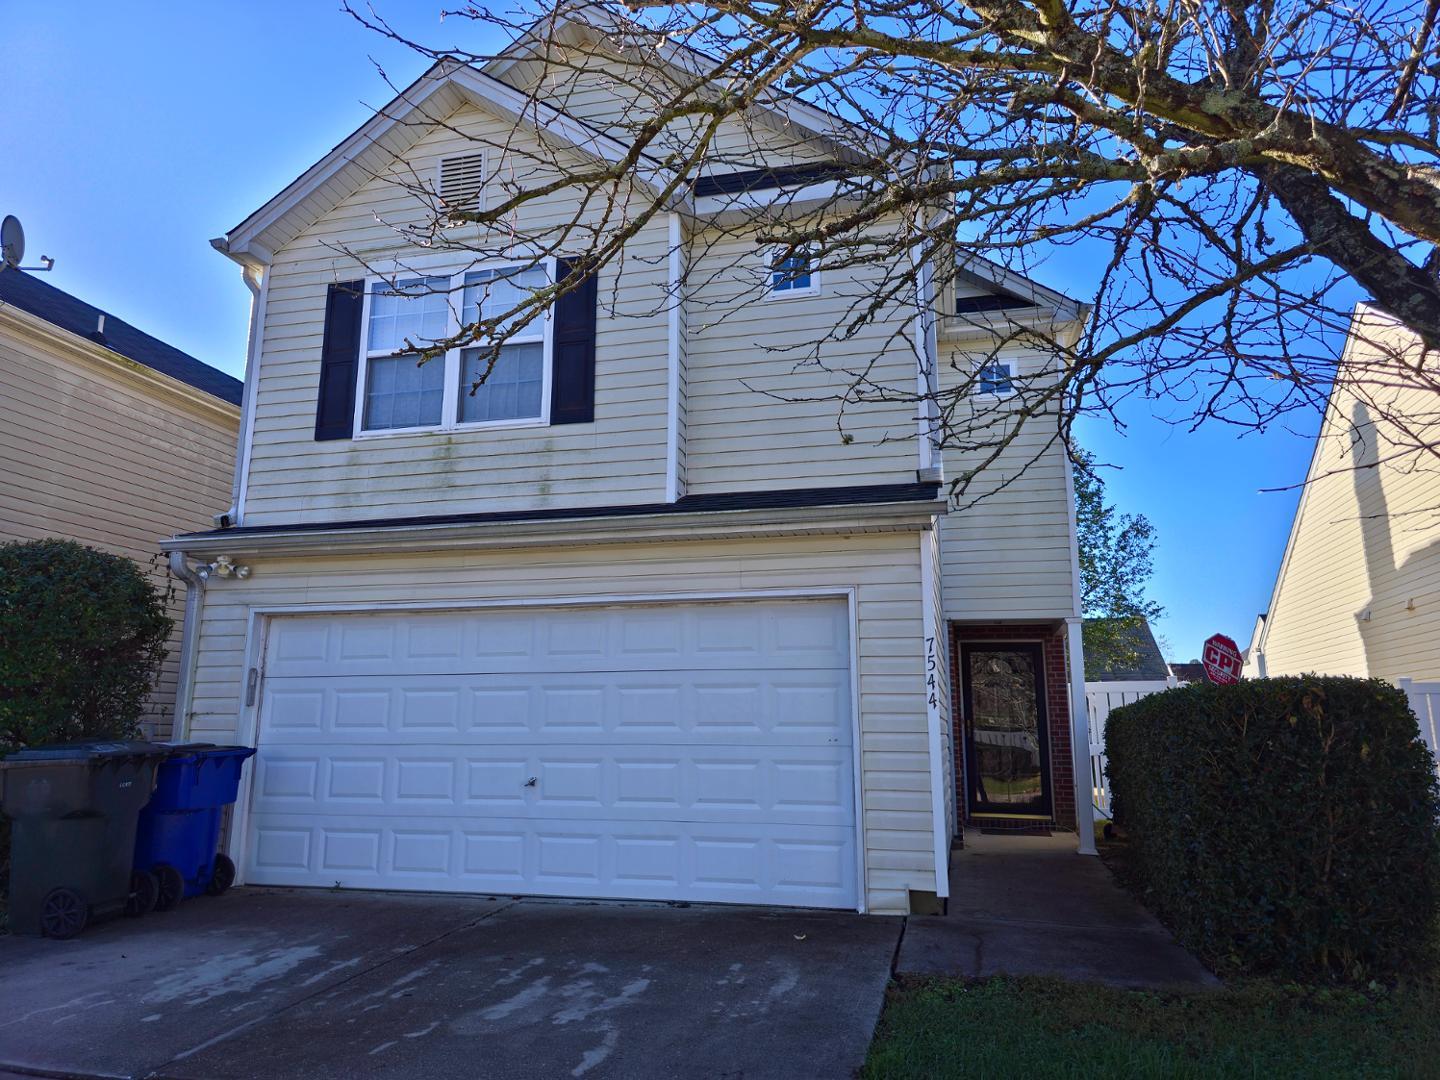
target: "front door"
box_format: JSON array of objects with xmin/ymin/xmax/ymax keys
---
[{"xmin": 961, "ymin": 642, "xmax": 1053, "ymax": 819}]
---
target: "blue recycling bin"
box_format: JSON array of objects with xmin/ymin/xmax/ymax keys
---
[{"xmin": 132, "ymin": 744, "xmax": 255, "ymax": 910}]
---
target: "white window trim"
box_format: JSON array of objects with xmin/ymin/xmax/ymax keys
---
[
  {"xmin": 352, "ymin": 256, "xmax": 555, "ymax": 440},
  {"xmin": 763, "ymin": 246, "xmax": 821, "ymax": 301},
  {"xmin": 973, "ymin": 358, "xmax": 1017, "ymax": 400}
]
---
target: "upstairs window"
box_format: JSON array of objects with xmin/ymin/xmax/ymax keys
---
[
  {"xmin": 976, "ymin": 361, "xmax": 1015, "ymax": 397},
  {"xmin": 768, "ymin": 247, "xmax": 819, "ymax": 298},
  {"xmin": 356, "ymin": 262, "xmax": 552, "ymax": 435},
  {"xmin": 363, "ymin": 277, "xmax": 449, "ymax": 431},
  {"xmin": 459, "ymin": 266, "xmax": 547, "ymax": 423}
]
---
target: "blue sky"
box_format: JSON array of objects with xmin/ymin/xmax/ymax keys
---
[{"xmin": 2, "ymin": 3, "xmax": 1321, "ymax": 660}]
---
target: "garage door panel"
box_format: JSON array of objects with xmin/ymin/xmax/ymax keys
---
[
  {"xmin": 252, "ymin": 744, "xmax": 853, "ymax": 825},
  {"xmin": 247, "ymin": 600, "xmax": 858, "ymax": 909},
  {"xmin": 264, "ymin": 604, "xmax": 849, "ymax": 679},
  {"xmin": 246, "ymin": 813, "xmax": 856, "ymax": 907},
  {"xmin": 259, "ymin": 672, "xmax": 852, "ymax": 745}
]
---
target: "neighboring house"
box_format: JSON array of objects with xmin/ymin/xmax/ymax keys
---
[
  {"xmin": 0, "ymin": 268, "xmax": 242, "ymax": 736},
  {"xmin": 1168, "ymin": 662, "xmax": 1211, "ymax": 685},
  {"xmin": 1247, "ymin": 306, "xmax": 1440, "ymax": 684},
  {"xmin": 1083, "ymin": 617, "xmax": 1172, "ymax": 687},
  {"xmin": 161, "ymin": 11, "xmax": 1092, "ymax": 916}
]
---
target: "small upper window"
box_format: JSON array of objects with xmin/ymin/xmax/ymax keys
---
[
  {"xmin": 977, "ymin": 362, "xmax": 1015, "ymax": 397},
  {"xmin": 769, "ymin": 248, "xmax": 818, "ymax": 297}
]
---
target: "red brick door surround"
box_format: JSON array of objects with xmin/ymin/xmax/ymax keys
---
[{"xmin": 950, "ymin": 622, "xmax": 1077, "ymax": 829}]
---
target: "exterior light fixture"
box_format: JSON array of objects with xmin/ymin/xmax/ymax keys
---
[{"xmin": 195, "ymin": 555, "xmax": 251, "ymax": 581}]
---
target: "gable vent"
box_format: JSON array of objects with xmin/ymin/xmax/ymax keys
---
[{"xmin": 438, "ymin": 152, "xmax": 486, "ymax": 223}]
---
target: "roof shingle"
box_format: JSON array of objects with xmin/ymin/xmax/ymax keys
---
[
  {"xmin": 0, "ymin": 270, "xmax": 242, "ymax": 406},
  {"xmin": 1084, "ymin": 617, "xmax": 1172, "ymax": 681}
]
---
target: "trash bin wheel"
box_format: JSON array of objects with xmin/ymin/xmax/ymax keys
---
[
  {"xmin": 153, "ymin": 864, "xmax": 185, "ymax": 912},
  {"xmin": 40, "ymin": 888, "xmax": 89, "ymax": 939},
  {"xmin": 207, "ymin": 853, "xmax": 237, "ymax": 896},
  {"xmin": 125, "ymin": 870, "xmax": 159, "ymax": 917}
]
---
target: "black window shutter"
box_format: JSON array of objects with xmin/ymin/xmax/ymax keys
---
[
  {"xmin": 549, "ymin": 258, "xmax": 598, "ymax": 425},
  {"xmin": 314, "ymin": 279, "xmax": 365, "ymax": 441}
]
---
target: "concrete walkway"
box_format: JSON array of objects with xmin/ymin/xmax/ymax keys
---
[{"xmin": 897, "ymin": 832, "xmax": 1220, "ymax": 990}]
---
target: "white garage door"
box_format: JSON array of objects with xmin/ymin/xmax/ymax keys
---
[{"xmin": 244, "ymin": 599, "xmax": 858, "ymax": 909}]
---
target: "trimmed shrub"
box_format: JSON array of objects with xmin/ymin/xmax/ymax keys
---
[
  {"xmin": 0, "ymin": 539, "xmax": 171, "ymax": 753},
  {"xmin": 1106, "ymin": 676, "xmax": 1440, "ymax": 982}
]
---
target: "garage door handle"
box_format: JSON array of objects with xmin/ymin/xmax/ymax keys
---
[{"xmin": 524, "ymin": 777, "xmax": 537, "ymax": 787}]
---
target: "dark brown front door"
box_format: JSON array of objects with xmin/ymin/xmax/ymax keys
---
[{"xmin": 961, "ymin": 642, "xmax": 1053, "ymax": 819}]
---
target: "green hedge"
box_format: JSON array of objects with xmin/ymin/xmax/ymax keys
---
[
  {"xmin": 1106, "ymin": 676, "xmax": 1440, "ymax": 982},
  {"xmin": 0, "ymin": 538, "xmax": 171, "ymax": 753},
  {"xmin": 0, "ymin": 540, "xmax": 172, "ymax": 913}
]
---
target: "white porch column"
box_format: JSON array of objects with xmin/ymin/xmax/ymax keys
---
[{"xmin": 1065, "ymin": 617, "xmax": 1098, "ymax": 855}]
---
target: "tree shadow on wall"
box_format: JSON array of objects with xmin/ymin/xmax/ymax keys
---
[{"xmin": 1351, "ymin": 399, "xmax": 1440, "ymax": 681}]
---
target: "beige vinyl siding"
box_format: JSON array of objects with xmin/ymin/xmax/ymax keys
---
[
  {"xmin": 0, "ymin": 319, "xmax": 238, "ymax": 737},
  {"xmin": 492, "ymin": 40, "xmax": 918, "ymax": 496},
  {"xmin": 936, "ymin": 344, "xmax": 1078, "ymax": 620},
  {"xmin": 185, "ymin": 531, "xmax": 937, "ymax": 914},
  {"xmin": 1260, "ymin": 315, "xmax": 1440, "ymax": 681},
  {"xmin": 682, "ymin": 224, "xmax": 919, "ymax": 493},
  {"xmin": 241, "ymin": 101, "xmax": 671, "ymax": 526},
  {"xmin": 497, "ymin": 44, "xmax": 836, "ymax": 175},
  {"xmin": 242, "ymin": 93, "xmax": 919, "ymax": 524}
]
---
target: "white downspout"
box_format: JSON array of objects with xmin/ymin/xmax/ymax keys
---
[
  {"xmin": 1065, "ymin": 617, "xmax": 1098, "ymax": 855},
  {"xmin": 664, "ymin": 212, "xmax": 685, "ymax": 503},
  {"xmin": 227, "ymin": 264, "xmax": 268, "ymax": 526},
  {"xmin": 168, "ymin": 550, "xmax": 206, "ymax": 741},
  {"xmin": 909, "ymin": 237, "xmax": 941, "ymax": 479},
  {"xmin": 1062, "ymin": 441, "xmax": 1098, "ymax": 855},
  {"xmin": 920, "ymin": 527, "xmax": 950, "ymax": 899}
]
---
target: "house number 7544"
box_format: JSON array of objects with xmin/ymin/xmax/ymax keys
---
[{"xmin": 925, "ymin": 636, "xmax": 938, "ymax": 710}]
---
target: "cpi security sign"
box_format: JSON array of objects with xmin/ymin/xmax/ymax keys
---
[{"xmin": 1202, "ymin": 633, "xmax": 1244, "ymax": 685}]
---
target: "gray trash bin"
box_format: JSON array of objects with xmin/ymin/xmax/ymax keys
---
[{"xmin": 1, "ymin": 742, "xmax": 165, "ymax": 938}]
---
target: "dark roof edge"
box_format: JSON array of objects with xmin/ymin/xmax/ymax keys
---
[
  {"xmin": 953, "ymin": 294, "xmax": 1037, "ymax": 315},
  {"xmin": 691, "ymin": 162, "xmax": 852, "ymax": 198},
  {"xmin": 175, "ymin": 482, "xmax": 943, "ymax": 541}
]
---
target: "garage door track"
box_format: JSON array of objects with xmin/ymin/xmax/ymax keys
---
[{"xmin": 0, "ymin": 889, "xmax": 900, "ymax": 1080}]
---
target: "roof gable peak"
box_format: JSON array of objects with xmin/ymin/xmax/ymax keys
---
[{"xmin": 217, "ymin": 57, "xmax": 669, "ymax": 268}]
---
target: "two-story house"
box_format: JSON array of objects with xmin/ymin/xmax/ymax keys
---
[{"xmin": 161, "ymin": 11, "xmax": 1092, "ymax": 916}]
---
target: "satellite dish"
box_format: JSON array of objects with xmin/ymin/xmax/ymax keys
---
[{"xmin": 1, "ymin": 216, "xmax": 24, "ymax": 270}]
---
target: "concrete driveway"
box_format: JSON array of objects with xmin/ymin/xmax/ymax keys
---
[{"xmin": 0, "ymin": 889, "xmax": 900, "ymax": 1080}]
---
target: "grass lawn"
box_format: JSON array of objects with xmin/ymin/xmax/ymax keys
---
[{"xmin": 863, "ymin": 976, "xmax": 1440, "ymax": 1079}]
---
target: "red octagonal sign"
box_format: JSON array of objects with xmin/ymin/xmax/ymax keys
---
[{"xmin": 1202, "ymin": 633, "xmax": 1244, "ymax": 685}]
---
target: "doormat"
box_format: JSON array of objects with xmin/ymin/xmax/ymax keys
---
[{"xmin": 979, "ymin": 826, "xmax": 1052, "ymax": 836}]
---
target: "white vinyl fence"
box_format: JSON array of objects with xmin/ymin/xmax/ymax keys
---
[
  {"xmin": 1086, "ymin": 679, "xmax": 1177, "ymax": 819},
  {"xmin": 1086, "ymin": 678, "xmax": 1440, "ymax": 822},
  {"xmin": 1398, "ymin": 678, "xmax": 1440, "ymax": 773}
]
